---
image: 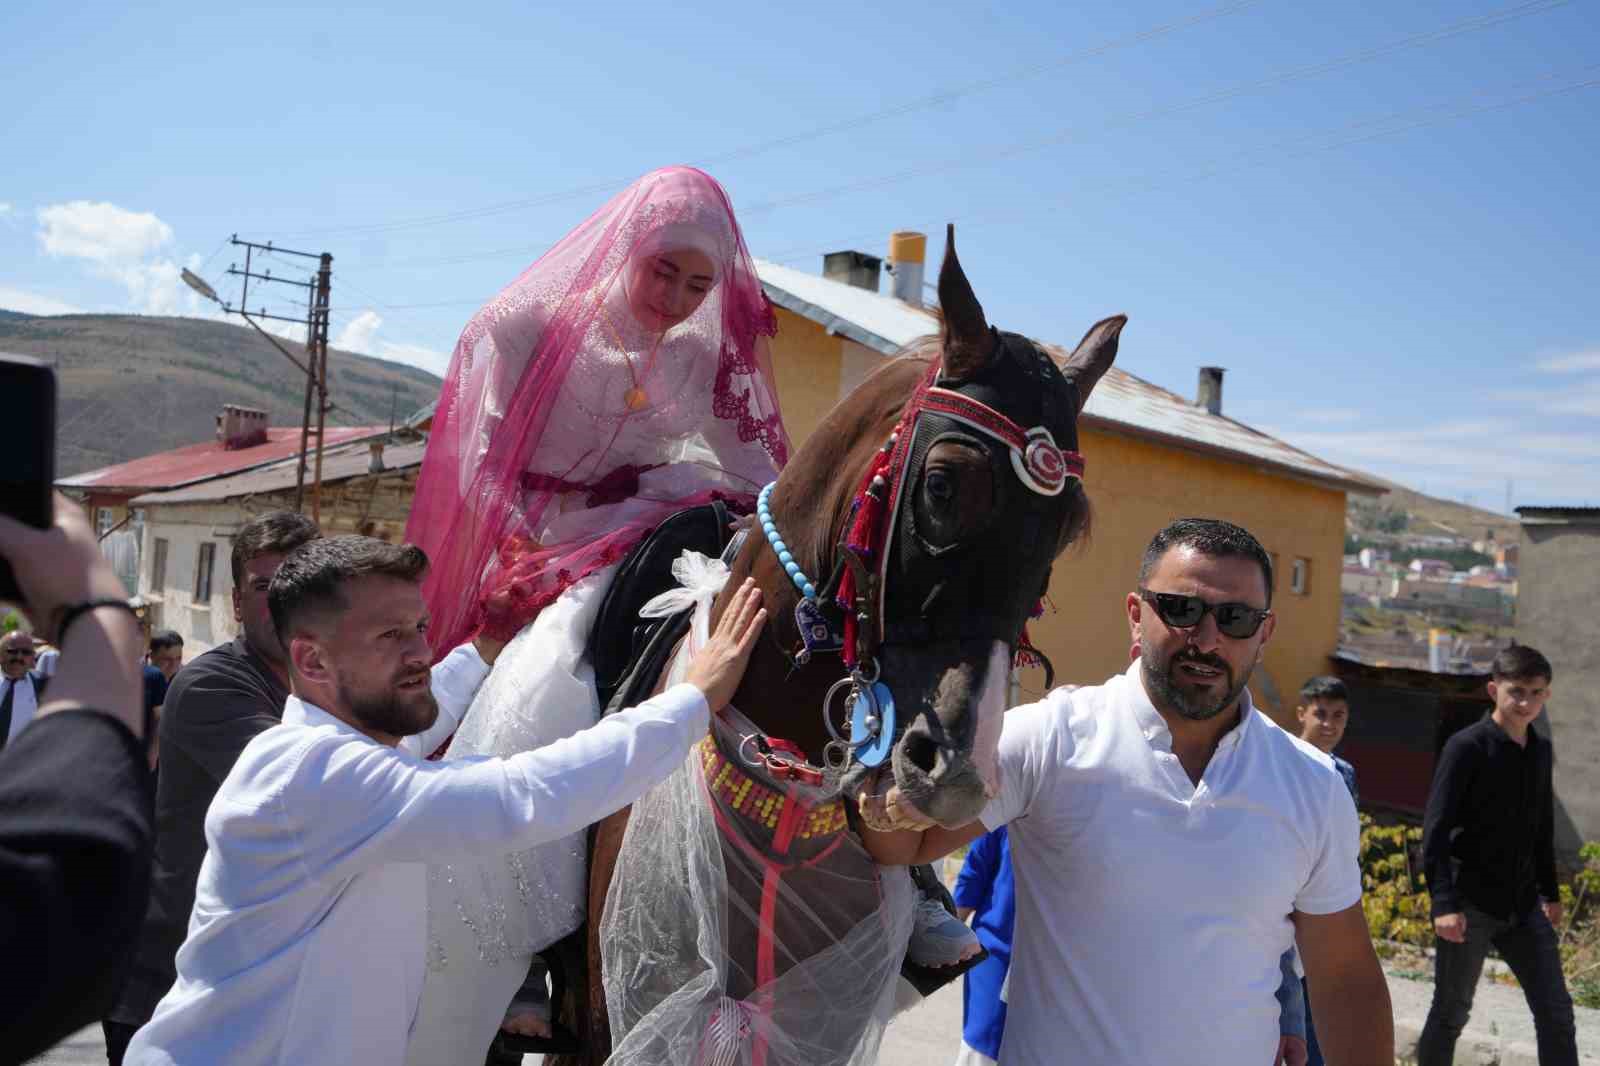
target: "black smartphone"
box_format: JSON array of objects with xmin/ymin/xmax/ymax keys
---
[{"xmin": 0, "ymin": 353, "xmax": 56, "ymax": 605}]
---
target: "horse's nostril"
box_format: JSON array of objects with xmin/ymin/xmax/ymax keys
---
[{"xmin": 902, "ymin": 732, "xmax": 940, "ymax": 775}]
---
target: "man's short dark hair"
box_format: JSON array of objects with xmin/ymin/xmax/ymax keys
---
[
  {"xmin": 148, "ymin": 629, "xmax": 184, "ymax": 654},
  {"xmin": 1299, "ymin": 675, "xmax": 1347, "ymax": 703},
  {"xmin": 268, "ymin": 535, "xmax": 429, "ymax": 645},
  {"xmin": 1137, "ymin": 518, "xmax": 1275, "ymax": 607},
  {"xmin": 1491, "ymin": 644, "xmax": 1552, "ymax": 684},
  {"xmin": 232, "ymin": 510, "xmax": 320, "ymax": 586}
]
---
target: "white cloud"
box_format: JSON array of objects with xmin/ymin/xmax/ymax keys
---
[
  {"xmin": 333, "ymin": 308, "xmax": 448, "ymax": 374},
  {"xmin": 334, "ymin": 310, "xmax": 383, "ymax": 354},
  {"xmin": 1535, "ymin": 348, "xmax": 1600, "ymax": 373},
  {"xmin": 34, "ymin": 200, "xmax": 194, "ymax": 315},
  {"xmin": 0, "ymin": 284, "xmax": 85, "ymax": 316},
  {"xmin": 37, "ymin": 201, "xmax": 173, "ymax": 264},
  {"xmin": 0, "ymin": 202, "xmax": 12, "ymax": 215}
]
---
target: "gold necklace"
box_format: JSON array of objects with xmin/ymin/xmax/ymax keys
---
[{"xmin": 601, "ymin": 308, "xmax": 667, "ymax": 412}]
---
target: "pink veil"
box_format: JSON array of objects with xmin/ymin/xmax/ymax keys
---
[{"xmin": 407, "ymin": 166, "xmax": 788, "ymax": 658}]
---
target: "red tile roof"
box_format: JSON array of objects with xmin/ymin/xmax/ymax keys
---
[{"xmin": 58, "ymin": 426, "xmax": 389, "ymax": 493}]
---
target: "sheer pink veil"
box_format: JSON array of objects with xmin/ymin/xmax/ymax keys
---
[{"xmin": 407, "ymin": 167, "xmax": 787, "ymax": 659}]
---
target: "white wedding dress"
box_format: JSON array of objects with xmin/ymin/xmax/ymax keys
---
[{"xmin": 405, "ymin": 305, "xmax": 772, "ymax": 1066}]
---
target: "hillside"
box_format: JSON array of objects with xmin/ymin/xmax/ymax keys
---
[
  {"xmin": 1349, "ymin": 476, "xmax": 1519, "ymax": 545},
  {"xmin": 0, "ymin": 311, "xmax": 442, "ymax": 477}
]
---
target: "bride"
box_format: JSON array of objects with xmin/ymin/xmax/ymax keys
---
[{"xmin": 402, "ymin": 166, "xmax": 788, "ymax": 1064}]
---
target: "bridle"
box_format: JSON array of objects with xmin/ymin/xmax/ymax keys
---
[{"xmin": 758, "ymin": 332, "xmax": 1083, "ymax": 771}]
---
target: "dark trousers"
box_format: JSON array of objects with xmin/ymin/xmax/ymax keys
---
[
  {"xmin": 101, "ymin": 1020, "xmax": 139, "ymax": 1066},
  {"xmin": 1301, "ymin": 977, "xmax": 1325, "ymax": 1066},
  {"xmin": 1416, "ymin": 903, "xmax": 1577, "ymax": 1066}
]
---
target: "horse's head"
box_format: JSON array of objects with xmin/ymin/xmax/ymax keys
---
[
  {"xmin": 844, "ymin": 227, "xmax": 1123, "ymax": 826},
  {"xmin": 744, "ymin": 227, "xmax": 1122, "ymax": 830}
]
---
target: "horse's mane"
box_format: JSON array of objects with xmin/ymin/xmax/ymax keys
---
[{"xmin": 770, "ymin": 346, "xmax": 936, "ymax": 585}]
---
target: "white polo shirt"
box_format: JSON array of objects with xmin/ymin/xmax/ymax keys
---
[{"xmin": 979, "ymin": 661, "xmax": 1360, "ymax": 1066}]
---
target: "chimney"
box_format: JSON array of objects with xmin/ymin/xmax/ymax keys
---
[
  {"xmin": 886, "ymin": 231, "xmax": 926, "ymax": 307},
  {"xmin": 822, "ymin": 250, "xmax": 882, "ymax": 292},
  {"xmin": 215, "ymin": 404, "xmax": 269, "ymax": 450},
  {"xmin": 1196, "ymin": 367, "xmax": 1225, "ymax": 415},
  {"xmin": 368, "ymin": 440, "xmax": 387, "ymax": 473}
]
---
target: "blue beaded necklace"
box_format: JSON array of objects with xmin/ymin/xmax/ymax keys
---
[{"xmin": 757, "ymin": 481, "xmax": 817, "ymax": 601}]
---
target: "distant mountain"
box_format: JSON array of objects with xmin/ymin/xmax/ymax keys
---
[
  {"xmin": 1349, "ymin": 474, "xmax": 1520, "ymax": 546},
  {"xmin": 0, "ymin": 312, "xmax": 442, "ymax": 477}
]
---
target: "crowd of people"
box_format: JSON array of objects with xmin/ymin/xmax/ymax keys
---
[{"xmin": 0, "ymin": 165, "xmax": 1581, "ymax": 1066}]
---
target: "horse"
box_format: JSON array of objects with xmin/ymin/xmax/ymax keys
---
[{"xmin": 550, "ymin": 227, "xmax": 1124, "ymax": 1065}]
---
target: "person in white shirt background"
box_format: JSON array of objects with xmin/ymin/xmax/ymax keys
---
[
  {"xmin": 858, "ymin": 517, "xmax": 1394, "ymax": 1066},
  {"xmin": 1, "ymin": 628, "xmax": 46, "ymax": 749},
  {"xmin": 125, "ymin": 534, "xmax": 766, "ymax": 1065}
]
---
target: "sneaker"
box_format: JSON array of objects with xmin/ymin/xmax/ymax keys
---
[{"xmin": 906, "ymin": 893, "xmax": 982, "ymax": 968}]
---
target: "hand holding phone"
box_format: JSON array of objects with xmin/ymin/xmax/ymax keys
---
[{"xmin": 0, "ymin": 353, "xmax": 56, "ymax": 606}]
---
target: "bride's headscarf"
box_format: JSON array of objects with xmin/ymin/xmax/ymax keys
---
[{"xmin": 407, "ymin": 166, "xmax": 786, "ymax": 658}]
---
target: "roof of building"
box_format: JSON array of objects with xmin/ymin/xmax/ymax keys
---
[
  {"xmin": 130, "ymin": 438, "xmax": 426, "ymax": 506},
  {"xmin": 1515, "ymin": 506, "xmax": 1600, "ymax": 523},
  {"xmin": 755, "ymin": 259, "xmax": 1384, "ymax": 496},
  {"xmin": 59, "ymin": 426, "xmax": 391, "ymax": 494}
]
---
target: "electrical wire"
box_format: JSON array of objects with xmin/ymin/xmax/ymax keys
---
[{"xmin": 276, "ymin": 0, "xmax": 1272, "ymax": 241}]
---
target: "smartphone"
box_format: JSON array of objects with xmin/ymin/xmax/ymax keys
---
[{"xmin": 0, "ymin": 353, "xmax": 56, "ymax": 605}]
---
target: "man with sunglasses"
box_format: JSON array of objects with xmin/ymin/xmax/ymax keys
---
[
  {"xmin": 1, "ymin": 629, "xmax": 47, "ymax": 749},
  {"xmin": 860, "ymin": 517, "xmax": 1393, "ymax": 1065}
]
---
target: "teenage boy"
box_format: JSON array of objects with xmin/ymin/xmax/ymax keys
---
[
  {"xmin": 1417, "ymin": 645, "xmax": 1576, "ymax": 1066},
  {"xmin": 1286, "ymin": 675, "xmax": 1361, "ymax": 1066}
]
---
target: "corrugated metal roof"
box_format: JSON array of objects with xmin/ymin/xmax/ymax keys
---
[
  {"xmin": 59, "ymin": 426, "xmax": 391, "ymax": 493},
  {"xmin": 1516, "ymin": 506, "xmax": 1600, "ymax": 523},
  {"xmin": 755, "ymin": 259, "xmax": 1383, "ymax": 496},
  {"xmin": 130, "ymin": 439, "xmax": 426, "ymax": 506}
]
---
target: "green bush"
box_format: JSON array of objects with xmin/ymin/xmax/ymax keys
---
[{"xmin": 1361, "ymin": 818, "xmax": 1600, "ymax": 1006}]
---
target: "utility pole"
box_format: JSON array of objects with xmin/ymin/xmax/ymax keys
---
[{"xmin": 211, "ymin": 237, "xmax": 334, "ymax": 520}]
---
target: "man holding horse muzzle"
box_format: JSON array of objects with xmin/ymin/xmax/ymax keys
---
[{"xmin": 859, "ymin": 517, "xmax": 1394, "ymax": 1066}]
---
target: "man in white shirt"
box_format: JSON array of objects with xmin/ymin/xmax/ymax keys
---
[
  {"xmin": 861, "ymin": 518, "xmax": 1393, "ymax": 1065},
  {"xmin": 126, "ymin": 535, "xmax": 766, "ymax": 1065},
  {"xmin": 1, "ymin": 629, "xmax": 46, "ymax": 749}
]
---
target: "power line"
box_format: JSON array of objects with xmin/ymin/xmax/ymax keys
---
[
  {"xmin": 336, "ymin": 0, "xmax": 1574, "ymax": 275},
  {"xmin": 277, "ymin": 0, "xmax": 1270, "ymax": 241}
]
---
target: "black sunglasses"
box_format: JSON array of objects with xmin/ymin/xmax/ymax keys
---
[{"xmin": 1139, "ymin": 589, "xmax": 1272, "ymax": 639}]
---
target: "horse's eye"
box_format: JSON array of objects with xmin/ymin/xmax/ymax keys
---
[{"xmin": 926, "ymin": 469, "xmax": 955, "ymax": 505}]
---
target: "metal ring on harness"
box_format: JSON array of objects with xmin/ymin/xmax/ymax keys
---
[
  {"xmin": 737, "ymin": 733, "xmax": 765, "ymax": 769},
  {"xmin": 822, "ymin": 677, "xmax": 856, "ymax": 744}
]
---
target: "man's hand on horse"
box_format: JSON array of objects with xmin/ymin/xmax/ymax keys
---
[{"xmin": 684, "ymin": 578, "xmax": 767, "ymax": 713}]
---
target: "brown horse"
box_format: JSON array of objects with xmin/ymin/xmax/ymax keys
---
[{"xmin": 556, "ymin": 228, "xmax": 1124, "ymax": 1064}]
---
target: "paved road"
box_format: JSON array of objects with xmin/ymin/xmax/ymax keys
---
[{"xmin": 32, "ymin": 969, "xmax": 1600, "ymax": 1065}]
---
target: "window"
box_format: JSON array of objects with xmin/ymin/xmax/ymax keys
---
[
  {"xmin": 1290, "ymin": 557, "xmax": 1310, "ymax": 596},
  {"xmin": 195, "ymin": 542, "xmax": 216, "ymax": 603},
  {"xmin": 97, "ymin": 507, "xmax": 115, "ymax": 537},
  {"xmin": 152, "ymin": 537, "xmax": 169, "ymax": 591}
]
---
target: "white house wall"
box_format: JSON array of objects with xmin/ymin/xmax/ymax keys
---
[{"xmin": 140, "ymin": 505, "xmax": 247, "ymax": 656}]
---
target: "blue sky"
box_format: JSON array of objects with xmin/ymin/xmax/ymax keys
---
[{"xmin": 3, "ymin": 0, "xmax": 1596, "ymax": 511}]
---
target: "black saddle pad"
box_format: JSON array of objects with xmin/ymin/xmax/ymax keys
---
[{"xmin": 587, "ymin": 500, "xmax": 734, "ymax": 713}]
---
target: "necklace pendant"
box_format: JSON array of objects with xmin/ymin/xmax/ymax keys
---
[{"xmin": 624, "ymin": 386, "xmax": 649, "ymax": 411}]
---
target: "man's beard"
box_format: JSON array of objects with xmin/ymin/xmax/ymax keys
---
[
  {"xmin": 337, "ymin": 670, "xmax": 438, "ymax": 739},
  {"xmin": 1141, "ymin": 645, "xmax": 1251, "ymax": 722}
]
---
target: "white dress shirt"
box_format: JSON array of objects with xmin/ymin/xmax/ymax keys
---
[
  {"xmin": 978, "ymin": 661, "xmax": 1361, "ymax": 1066},
  {"xmin": 1, "ymin": 673, "xmax": 41, "ymax": 747},
  {"xmin": 126, "ymin": 643, "xmax": 710, "ymax": 1066}
]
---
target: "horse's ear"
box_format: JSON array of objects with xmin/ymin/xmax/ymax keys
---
[
  {"xmin": 938, "ymin": 224, "xmax": 991, "ymax": 380},
  {"xmin": 1063, "ymin": 315, "xmax": 1126, "ymax": 412}
]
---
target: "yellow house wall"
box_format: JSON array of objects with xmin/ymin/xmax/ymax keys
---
[
  {"xmin": 766, "ymin": 305, "xmax": 1346, "ymax": 726},
  {"xmin": 1029, "ymin": 427, "xmax": 1348, "ymax": 724},
  {"xmin": 769, "ymin": 309, "xmax": 844, "ymax": 448}
]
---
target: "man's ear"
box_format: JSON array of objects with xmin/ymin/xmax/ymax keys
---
[
  {"xmin": 1486, "ymin": 679, "xmax": 1499, "ymax": 702},
  {"xmin": 232, "ymin": 584, "xmax": 243, "ymax": 624},
  {"xmin": 288, "ymin": 632, "xmax": 331, "ymax": 686}
]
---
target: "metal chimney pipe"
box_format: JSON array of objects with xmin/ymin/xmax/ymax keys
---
[
  {"xmin": 887, "ymin": 231, "xmax": 926, "ymax": 307},
  {"xmin": 1197, "ymin": 367, "xmax": 1225, "ymax": 415}
]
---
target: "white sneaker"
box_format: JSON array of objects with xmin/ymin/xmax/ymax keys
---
[{"xmin": 906, "ymin": 894, "xmax": 981, "ymax": 968}]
